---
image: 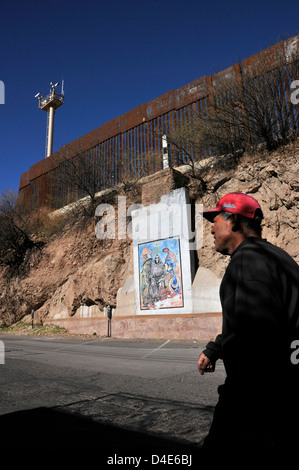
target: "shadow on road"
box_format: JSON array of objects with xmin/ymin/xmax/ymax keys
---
[{"xmin": 0, "ymin": 407, "xmax": 203, "ymax": 460}]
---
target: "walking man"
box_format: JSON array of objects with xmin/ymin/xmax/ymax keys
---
[{"xmin": 198, "ymin": 192, "xmax": 299, "ymax": 458}]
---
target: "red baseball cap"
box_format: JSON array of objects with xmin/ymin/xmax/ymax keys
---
[{"xmin": 203, "ymin": 192, "xmax": 263, "ymax": 222}]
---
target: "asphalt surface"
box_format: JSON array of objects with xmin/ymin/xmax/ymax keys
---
[{"xmin": 0, "ymin": 334, "xmax": 226, "ymax": 462}]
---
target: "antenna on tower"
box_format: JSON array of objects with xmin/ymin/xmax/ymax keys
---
[
  {"xmin": 61, "ymin": 78, "xmax": 64, "ymax": 96},
  {"xmin": 35, "ymin": 81, "xmax": 64, "ymax": 158}
]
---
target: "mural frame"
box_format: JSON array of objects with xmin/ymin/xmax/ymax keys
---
[{"xmin": 138, "ymin": 236, "xmax": 184, "ymax": 311}]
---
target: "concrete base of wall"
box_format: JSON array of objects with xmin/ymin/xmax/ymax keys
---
[{"xmin": 44, "ymin": 312, "xmax": 222, "ymax": 342}]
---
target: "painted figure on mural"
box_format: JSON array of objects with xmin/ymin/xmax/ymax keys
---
[
  {"xmin": 163, "ymin": 247, "xmax": 181, "ymax": 294},
  {"xmin": 148, "ymin": 254, "xmax": 167, "ymax": 304},
  {"xmin": 140, "ymin": 247, "xmax": 152, "ymax": 308}
]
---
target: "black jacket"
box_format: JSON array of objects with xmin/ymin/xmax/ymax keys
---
[{"xmin": 204, "ymin": 237, "xmax": 299, "ymax": 391}]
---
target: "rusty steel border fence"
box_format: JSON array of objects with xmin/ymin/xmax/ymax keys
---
[{"xmin": 18, "ymin": 35, "xmax": 299, "ymax": 211}]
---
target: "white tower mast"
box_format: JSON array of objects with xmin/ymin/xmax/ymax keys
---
[{"xmin": 35, "ymin": 81, "xmax": 64, "ymax": 158}]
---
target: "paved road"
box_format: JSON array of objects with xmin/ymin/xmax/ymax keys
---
[{"xmin": 0, "ymin": 334, "xmax": 226, "ymax": 459}]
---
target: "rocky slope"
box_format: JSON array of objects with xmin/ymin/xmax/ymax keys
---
[
  {"xmin": 1, "ymin": 139, "xmax": 298, "ymax": 326},
  {"xmin": 198, "ymin": 140, "xmax": 299, "ymax": 278}
]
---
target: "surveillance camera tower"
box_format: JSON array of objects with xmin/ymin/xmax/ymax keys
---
[{"xmin": 35, "ymin": 81, "xmax": 64, "ymax": 158}]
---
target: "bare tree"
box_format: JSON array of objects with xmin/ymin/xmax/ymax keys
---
[
  {"xmin": 0, "ymin": 190, "xmax": 36, "ymax": 268},
  {"xmin": 198, "ymin": 50, "xmax": 298, "ymax": 154},
  {"xmin": 114, "ymin": 147, "xmax": 160, "ymax": 192},
  {"xmin": 51, "ymin": 136, "xmax": 161, "ymax": 209},
  {"xmin": 52, "ymin": 143, "xmax": 101, "ymax": 205},
  {"xmin": 158, "ymin": 49, "xmax": 298, "ymax": 169}
]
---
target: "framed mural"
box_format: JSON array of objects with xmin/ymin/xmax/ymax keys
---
[{"xmin": 138, "ymin": 237, "xmax": 184, "ymax": 310}]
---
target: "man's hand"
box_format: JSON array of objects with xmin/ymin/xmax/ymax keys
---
[{"xmin": 198, "ymin": 352, "xmax": 215, "ymax": 375}]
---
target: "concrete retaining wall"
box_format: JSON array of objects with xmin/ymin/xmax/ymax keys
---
[{"xmin": 44, "ymin": 312, "xmax": 222, "ymax": 341}]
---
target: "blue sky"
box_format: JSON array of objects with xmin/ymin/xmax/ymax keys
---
[{"xmin": 0, "ymin": 0, "xmax": 298, "ymax": 195}]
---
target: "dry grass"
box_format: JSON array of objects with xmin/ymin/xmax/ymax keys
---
[{"xmin": 0, "ymin": 321, "xmax": 69, "ymax": 336}]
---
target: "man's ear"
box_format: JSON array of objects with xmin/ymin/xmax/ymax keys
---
[{"xmin": 230, "ymin": 214, "xmax": 240, "ymax": 232}]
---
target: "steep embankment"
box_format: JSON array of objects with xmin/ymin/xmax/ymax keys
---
[
  {"xmin": 0, "ymin": 140, "xmax": 298, "ymax": 326},
  {"xmin": 0, "ymin": 194, "xmax": 135, "ymax": 325}
]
